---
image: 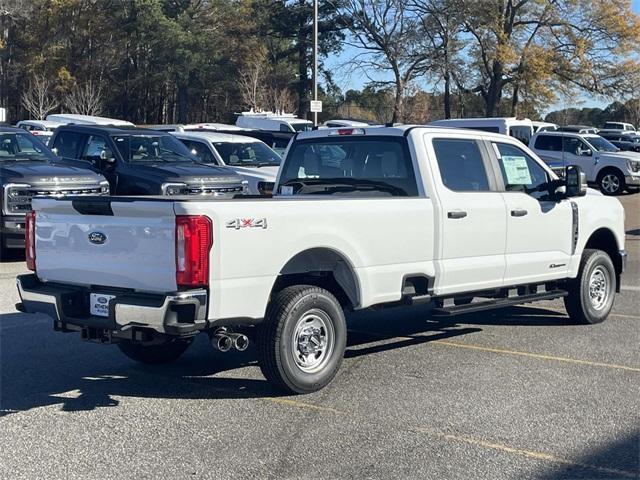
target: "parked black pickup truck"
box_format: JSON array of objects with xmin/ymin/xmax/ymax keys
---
[
  {"xmin": 0, "ymin": 126, "xmax": 109, "ymax": 255},
  {"xmin": 49, "ymin": 125, "xmax": 247, "ymax": 196}
]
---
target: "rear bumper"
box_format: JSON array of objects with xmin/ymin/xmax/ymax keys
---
[{"xmin": 17, "ymin": 274, "xmax": 208, "ymax": 336}]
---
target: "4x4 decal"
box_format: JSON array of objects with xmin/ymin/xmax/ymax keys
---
[{"xmin": 225, "ymin": 218, "xmax": 268, "ymax": 230}]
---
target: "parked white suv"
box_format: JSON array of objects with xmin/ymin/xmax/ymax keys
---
[
  {"xmin": 170, "ymin": 130, "xmax": 282, "ymax": 194},
  {"xmin": 17, "ymin": 126, "xmax": 627, "ymax": 394},
  {"xmin": 530, "ymin": 131, "xmax": 640, "ymax": 195}
]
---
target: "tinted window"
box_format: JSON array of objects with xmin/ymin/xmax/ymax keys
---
[
  {"xmin": 279, "ymin": 124, "xmax": 293, "ymax": 133},
  {"xmin": 52, "ymin": 131, "xmax": 86, "ymax": 159},
  {"xmin": 112, "ymin": 134, "xmax": 194, "ymax": 162},
  {"xmin": 461, "ymin": 126, "xmax": 499, "ymax": 133},
  {"xmin": 534, "ymin": 135, "xmax": 562, "ymax": 151},
  {"xmin": 432, "ymin": 138, "xmax": 490, "ymax": 192},
  {"xmin": 508, "ymin": 126, "xmax": 532, "ymax": 144},
  {"xmin": 280, "ymin": 137, "xmax": 417, "ymax": 196},
  {"xmin": 494, "ymin": 143, "xmax": 549, "ymax": 200},
  {"xmin": 0, "ymin": 132, "xmax": 53, "ymax": 161},
  {"xmin": 181, "ymin": 139, "xmax": 217, "ymax": 164}
]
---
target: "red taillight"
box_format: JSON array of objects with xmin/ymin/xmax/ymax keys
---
[
  {"xmin": 25, "ymin": 211, "xmax": 36, "ymax": 271},
  {"xmin": 175, "ymin": 215, "xmax": 212, "ymax": 288}
]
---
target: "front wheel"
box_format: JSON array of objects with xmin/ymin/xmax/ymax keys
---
[
  {"xmin": 598, "ymin": 169, "xmax": 625, "ymax": 196},
  {"xmin": 564, "ymin": 249, "xmax": 616, "ymax": 324},
  {"xmin": 258, "ymin": 285, "xmax": 347, "ymax": 394},
  {"xmin": 118, "ymin": 337, "xmax": 193, "ymax": 364}
]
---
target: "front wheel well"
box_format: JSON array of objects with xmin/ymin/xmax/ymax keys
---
[
  {"xmin": 584, "ymin": 228, "xmax": 622, "ymax": 288},
  {"xmin": 596, "ymin": 166, "xmax": 625, "ymax": 181}
]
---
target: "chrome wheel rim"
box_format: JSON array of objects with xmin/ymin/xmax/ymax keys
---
[
  {"xmin": 601, "ymin": 174, "xmax": 620, "ymax": 193},
  {"xmin": 588, "ymin": 266, "xmax": 610, "ymax": 310},
  {"xmin": 292, "ymin": 309, "xmax": 335, "ymax": 373}
]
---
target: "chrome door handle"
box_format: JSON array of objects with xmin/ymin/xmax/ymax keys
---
[
  {"xmin": 511, "ymin": 209, "xmax": 528, "ymax": 217},
  {"xmin": 447, "ymin": 210, "xmax": 467, "ymax": 219}
]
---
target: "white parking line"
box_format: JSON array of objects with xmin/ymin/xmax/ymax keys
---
[{"xmin": 621, "ymin": 284, "xmax": 640, "ymax": 292}]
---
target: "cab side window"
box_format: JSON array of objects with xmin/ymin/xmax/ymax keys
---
[
  {"xmin": 432, "ymin": 138, "xmax": 490, "ymax": 192},
  {"xmin": 493, "ymin": 142, "xmax": 550, "ymax": 200},
  {"xmin": 52, "ymin": 131, "xmax": 86, "ymax": 159},
  {"xmin": 181, "ymin": 139, "xmax": 216, "ymax": 163},
  {"xmin": 81, "ymin": 135, "xmax": 113, "ymax": 162},
  {"xmin": 533, "ymin": 135, "xmax": 562, "ymax": 151}
]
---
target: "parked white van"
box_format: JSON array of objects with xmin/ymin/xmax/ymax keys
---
[
  {"xmin": 236, "ymin": 111, "xmax": 312, "ymax": 133},
  {"xmin": 429, "ymin": 117, "xmax": 534, "ymax": 144},
  {"xmin": 46, "ymin": 114, "xmax": 134, "ymax": 127}
]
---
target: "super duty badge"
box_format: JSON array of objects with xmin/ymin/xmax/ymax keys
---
[{"xmin": 225, "ymin": 218, "xmax": 268, "ymax": 230}]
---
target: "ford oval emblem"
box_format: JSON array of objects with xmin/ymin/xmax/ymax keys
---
[
  {"xmin": 88, "ymin": 232, "xmax": 107, "ymax": 245},
  {"xmin": 97, "ymin": 297, "xmax": 108, "ymax": 304}
]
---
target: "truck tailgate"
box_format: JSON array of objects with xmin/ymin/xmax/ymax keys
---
[{"xmin": 34, "ymin": 198, "xmax": 177, "ymax": 292}]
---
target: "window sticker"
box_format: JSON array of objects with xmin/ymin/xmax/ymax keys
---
[{"xmin": 501, "ymin": 155, "xmax": 532, "ymax": 185}]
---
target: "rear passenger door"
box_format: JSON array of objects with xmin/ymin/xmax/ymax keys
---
[
  {"xmin": 427, "ymin": 135, "xmax": 507, "ymax": 294},
  {"xmin": 489, "ymin": 141, "xmax": 573, "ymax": 284}
]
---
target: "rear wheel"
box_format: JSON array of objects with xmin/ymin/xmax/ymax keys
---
[
  {"xmin": 564, "ymin": 249, "xmax": 616, "ymax": 324},
  {"xmin": 598, "ymin": 169, "xmax": 625, "ymax": 196},
  {"xmin": 258, "ymin": 285, "xmax": 347, "ymax": 394},
  {"xmin": 118, "ymin": 337, "xmax": 193, "ymax": 364}
]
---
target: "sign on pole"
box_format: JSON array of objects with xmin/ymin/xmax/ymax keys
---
[{"xmin": 310, "ymin": 100, "xmax": 322, "ymax": 113}]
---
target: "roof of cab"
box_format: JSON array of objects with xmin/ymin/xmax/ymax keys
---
[
  {"xmin": 56, "ymin": 124, "xmax": 169, "ymax": 135},
  {"xmin": 171, "ymin": 130, "xmax": 262, "ymax": 143},
  {"xmin": 295, "ymin": 124, "xmax": 523, "ymax": 140}
]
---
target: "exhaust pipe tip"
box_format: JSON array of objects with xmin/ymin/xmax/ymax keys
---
[
  {"xmin": 212, "ymin": 334, "xmax": 232, "ymax": 352},
  {"xmin": 233, "ymin": 334, "xmax": 249, "ymax": 352}
]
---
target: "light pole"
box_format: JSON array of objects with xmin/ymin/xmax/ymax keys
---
[{"xmin": 313, "ymin": 0, "xmax": 318, "ymax": 127}]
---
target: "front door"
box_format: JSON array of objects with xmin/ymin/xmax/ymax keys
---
[
  {"xmin": 490, "ymin": 140, "xmax": 574, "ymax": 285},
  {"xmin": 562, "ymin": 136, "xmax": 598, "ymax": 180},
  {"xmin": 426, "ymin": 135, "xmax": 507, "ymax": 295}
]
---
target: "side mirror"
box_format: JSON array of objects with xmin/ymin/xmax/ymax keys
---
[
  {"xmin": 577, "ymin": 147, "xmax": 592, "ymax": 157},
  {"xmin": 258, "ymin": 181, "xmax": 275, "ymax": 196},
  {"xmin": 565, "ymin": 165, "xmax": 587, "ymax": 197},
  {"xmin": 51, "ymin": 147, "xmax": 58, "ymax": 156},
  {"xmin": 99, "ymin": 150, "xmax": 116, "ymax": 164}
]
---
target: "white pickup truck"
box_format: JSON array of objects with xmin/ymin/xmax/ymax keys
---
[{"xmin": 17, "ymin": 126, "xmax": 627, "ymax": 394}]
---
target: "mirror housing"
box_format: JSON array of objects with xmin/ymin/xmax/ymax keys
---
[
  {"xmin": 99, "ymin": 150, "xmax": 116, "ymax": 164},
  {"xmin": 577, "ymin": 147, "xmax": 592, "ymax": 157},
  {"xmin": 51, "ymin": 147, "xmax": 58, "ymax": 156},
  {"xmin": 565, "ymin": 165, "xmax": 587, "ymax": 197}
]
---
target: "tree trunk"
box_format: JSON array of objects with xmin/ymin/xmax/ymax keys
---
[
  {"xmin": 392, "ymin": 80, "xmax": 404, "ymax": 123},
  {"xmin": 177, "ymin": 78, "xmax": 188, "ymax": 123},
  {"xmin": 485, "ymin": 62, "xmax": 503, "ymax": 116},
  {"xmin": 443, "ymin": 71, "xmax": 451, "ymax": 119},
  {"xmin": 511, "ymin": 82, "xmax": 519, "ymax": 117}
]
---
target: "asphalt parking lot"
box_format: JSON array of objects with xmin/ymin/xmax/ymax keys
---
[{"xmin": 1, "ymin": 193, "xmax": 638, "ymax": 480}]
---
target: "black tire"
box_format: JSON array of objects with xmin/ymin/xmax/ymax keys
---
[
  {"xmin": 597, "ymin": 169, "xmax": 625, "ymax": 196},
  {"xmin": 118, "ymin": 337, "xmax": 192, "ymax": 364},
  {"xmin": 564, "ymin": 249, "xmax": 616, "ymax": 324},
  {"xmin": 258, "ymin": 285, "xmax": 347, "ymax": 394}
]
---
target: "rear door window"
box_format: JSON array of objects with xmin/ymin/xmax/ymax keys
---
[
  {"xmin": 432, "ymin": 138, "xmax": 490, "ymax": 192},
  {"xmin": 533, "ymin": 135, "xmax": 562, "ymax": 151},
  {"xmin": 181, "ymin": 139, "xmax": 217, "ymax": 164},
  {"xmin": 280, "ymin": 137, "xmax": 418, "ymax": 196}
]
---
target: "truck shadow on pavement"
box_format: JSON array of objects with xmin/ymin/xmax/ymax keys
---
[{"xmin": 0, "ymin": 304, "xmax": 574, "ymax": 415}]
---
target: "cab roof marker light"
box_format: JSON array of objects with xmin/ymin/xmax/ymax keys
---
[{"xmin": 328, "ymin": 128, "xmax": 366, "ymax": 136}]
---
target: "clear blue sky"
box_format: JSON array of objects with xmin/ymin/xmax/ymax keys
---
[{"xmin": 325, "ymin": 1, "xmax": 640, "ymax": 114}]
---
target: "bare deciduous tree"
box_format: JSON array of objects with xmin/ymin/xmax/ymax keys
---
[
  {"xmin": 268, "ymin": 86, "xmax": 296, "ymax": 114},
  {"xmin": 342, "ymin": 0, "xmax": 428, "ymax": 122},
  {"xmin": 63, "ymin": 81, "xmax": 103, "ymax": 116},
  {"xmin": 238, "ymin": 54, "xmax": 267, "ymax": 110},
  {"xmin": 20, "ymin": 75, "xmax": 58, "ymax": 119}
]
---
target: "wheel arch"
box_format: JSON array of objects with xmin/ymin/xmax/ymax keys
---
[
  {"xmin": 583, "ymin": 227, "xmax": 623, "ymax": 290},
  {"xmin": 269, "ymin": 247, "xmax": 361, "ymax": 310}
]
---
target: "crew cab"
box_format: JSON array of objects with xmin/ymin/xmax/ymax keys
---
[
  {"xmin": 17, "ymin": 126, "xmax": 626, "ymax": 394},
  {"xmin": 49, "ymin": 125, "xmax": 248, "ymax": 197},
  {"xmin": 0, "ymin": 127, "xmax": 108, "ymax": 255},
  {"xmin": 530, "ymin": 131, "xmax": 640, "ymax": 195},
  {"xmin": 171, "ymin": 131, "xmax": 282, "ymax": 194}
]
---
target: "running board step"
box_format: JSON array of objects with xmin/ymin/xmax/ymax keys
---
[{"xmin": 431, "ymin": 290, "xmax": 568, "ymax": 317}]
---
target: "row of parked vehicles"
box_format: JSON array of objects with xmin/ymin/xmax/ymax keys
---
[{"xmin": 2, "ymin": 113, "xmax": 638, "ymax": 255}]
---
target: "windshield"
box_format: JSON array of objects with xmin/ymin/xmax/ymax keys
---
[
  {"xmin": 291, "ymin": 123, "xmax": 313, "ymax": 132},
  {"xmin": 112, "ymin": 134, "xmax": 195, "ymax": 162},
  {"xmin": 0, "ymin": 132, "xmax": 54, "ymax": 161},
  {"xmin": 213, "ymin": 142, "xmax": 281, "ymax": 167},
  {"xmin": 586, "ymin": 136, "xmax": 619, "ymax": 152}
]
